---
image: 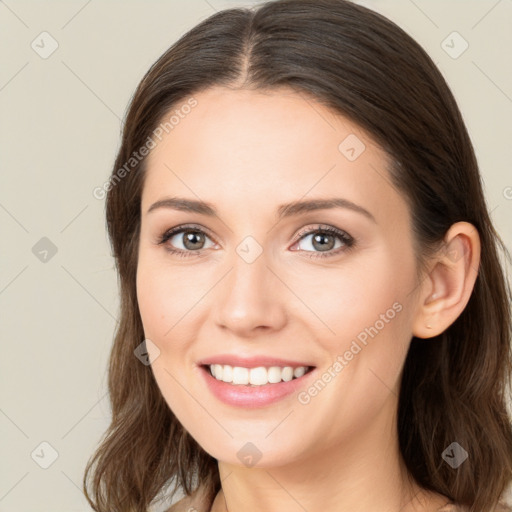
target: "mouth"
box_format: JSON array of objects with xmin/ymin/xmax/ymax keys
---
[
  {"xmin": 196, "ymin": 354, "xmax": 318, "ymax": 407},
  {"xmin": 201, "ymin": 363, "xmax": 316, "ymax": 387}
]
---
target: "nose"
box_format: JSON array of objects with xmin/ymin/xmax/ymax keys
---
[{"xmin": 213, "ymin": 251, "xmax": 288, "ymax": 337}]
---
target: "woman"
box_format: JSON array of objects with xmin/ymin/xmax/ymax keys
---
[{"xmin": 83, "ymin": 1, "xmax": 512, "ymax": 511}]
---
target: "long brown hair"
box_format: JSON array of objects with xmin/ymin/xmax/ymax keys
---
[{"xmin": 83, "ymin": 1, "xmax": 512, "ymax": 510}]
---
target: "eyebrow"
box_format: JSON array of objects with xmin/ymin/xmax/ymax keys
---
[{"xmin": 146, "ymin": 196, "xmax": 376, "ymax": 223}]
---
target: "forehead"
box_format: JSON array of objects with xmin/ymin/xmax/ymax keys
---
[{"xmin": 141, "ymin": 86, "xmax": 401, "ymax": 222}]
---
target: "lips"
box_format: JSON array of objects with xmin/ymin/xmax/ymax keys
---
[
  {"xmin": 197, "ymin": 353, "xmax": 315, "ymax": 369},
  {"xmin": 199, "ymin": 363, "xmax": 317, "ymax": 408}
]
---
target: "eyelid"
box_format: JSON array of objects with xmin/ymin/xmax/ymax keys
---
[
  {"xmin": 290, "ymin": 224, "xmax": 355, "ymax": 256},
  {"xmin": 157, "ymin": 223, "xmax": 218, "ymax": 245},
  {"xmin": 293, "ymin": 224, "xmax": 351, "ymax": 243},
  {"xmin": 157, "ymin": 223, "xmax": 355, "ymax": 258}
]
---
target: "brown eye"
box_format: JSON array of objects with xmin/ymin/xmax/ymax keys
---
[
  {"xmin": 310, "ymin": 232, "xmax": 337, "ymax": 252},
  {"xmin": 180, "ymin": 230, "xmax": 206, "ymax": 250},
  {"xmin": 291, "ymin": 226, "xmax": 355, "ymax": 259},
  {"xmin": 158, "ymin": 225, "xmax": 216, "ymax": 256}
]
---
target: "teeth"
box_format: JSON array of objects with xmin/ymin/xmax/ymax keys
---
[
  {"xmin": 209, "ymin": 364, "xmax": 310, "ymax": 386},
  {"xmin": 293, "ymin": 366, "xmax": 306, "ymax": 378}
]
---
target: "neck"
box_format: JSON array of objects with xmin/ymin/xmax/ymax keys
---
[{"xmin": 210, "ymin": 403, "xmax": 446, "ymax": 512}]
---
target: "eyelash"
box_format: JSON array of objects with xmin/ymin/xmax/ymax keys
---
[{"xmin": 156, "ymin": 223, "xmax": 356, "ymax": 259}]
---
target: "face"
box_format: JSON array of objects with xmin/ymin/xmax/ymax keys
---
[{"xmin": 136, "ymin": 86, "xmax": 422, "ymax": 468}]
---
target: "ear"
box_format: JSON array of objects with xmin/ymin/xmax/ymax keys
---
[{"xmin": 412, "ymin": 221, "xmax": 481, "ymax": 339}]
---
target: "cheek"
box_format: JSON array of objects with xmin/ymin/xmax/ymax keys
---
[
  {"xmin": 136, "ymin": 259, "xmax": 201, "ymax": 417},
  {"xmin": 307, "ymin": 247, "xmax": 415, "ymax": 381},
  {"xmin": 136, "ymin": 263, "xmax": 168, "ymax": 339},
  {"xmin": 136, "ymin": 270, "xmax": 190, "ymax": 368},
  {"xmin": 135, "ymin": 252, "xmax": 218, "ymax": 375},
  {"xmin": 301, "ymin": 254, "xmax": 409, "ymax": 335},
  {"xmin": 136, "ymin": 253, "xmax": 200, "ymax": 340}
]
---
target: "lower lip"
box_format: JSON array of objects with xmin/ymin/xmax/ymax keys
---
[{"xmin": 199, "ymin": 365, "xmax": 316, "ymax": 408}]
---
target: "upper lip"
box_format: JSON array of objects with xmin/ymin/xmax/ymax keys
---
[{"xmin": 197, "ymin": 354, "xmax": 315, "ymax": 369}]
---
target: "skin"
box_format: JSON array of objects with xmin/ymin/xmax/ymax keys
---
[{"xmin": 136, "ymin": 86, "xmax": 480, "ymax": 512}]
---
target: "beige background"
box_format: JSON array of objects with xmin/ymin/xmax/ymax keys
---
[{"xmin": 1, "ymin": 1, "xmax": 511, "ymax": 511}]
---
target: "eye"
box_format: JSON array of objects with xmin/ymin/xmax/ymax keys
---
[
  {"xmin": 157, "ymin": 223, "xmax": 355, "ymax": 259},
  {"xmin": 291, "ymin": 225, "xmax": 355, "ymax": 259},
  {"xmin": 157, "ymin": 224, "xmax": 216, "ymax": 257}
]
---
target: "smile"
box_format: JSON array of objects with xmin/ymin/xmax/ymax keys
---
[
  {"xmin": 198, "ymin": 362, "xmax": 317, "ymax": 408},
  {"xmin": 207, "ymin": 364, "xmax": 312, "ymax": 386}
]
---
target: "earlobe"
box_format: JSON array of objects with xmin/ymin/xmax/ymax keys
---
[{"xmin": 412, "ymin": 222, "xmax": 481, "ymax": 340}]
